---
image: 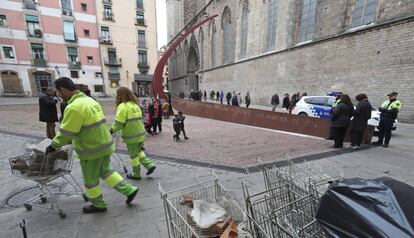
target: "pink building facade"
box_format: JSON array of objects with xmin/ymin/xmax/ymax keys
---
[{"xmin": 0, "ymin": 0, "xmax": 104, "ymax": 96}]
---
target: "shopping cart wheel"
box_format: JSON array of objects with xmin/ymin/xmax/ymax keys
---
[
  {"xmin": 82, "ymin": 193, "xmax": 88, "ymax": 202},
  {"xmin": 40, "ymin": 195, "xmax": 47, "ymax": 203},
  {"xmin": 23, "ymin": 203, "xmax": 32, "ymax": 211},
  {"xmin": 58, "ymin": 210, "xmax": 66, "ymax": 219}
]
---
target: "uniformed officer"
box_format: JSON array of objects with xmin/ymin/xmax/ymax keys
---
[{"xmin": 373, "ymin": 92, "xmax": 401, "ymax": 148}]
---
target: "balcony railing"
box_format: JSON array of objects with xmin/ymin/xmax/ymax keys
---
[
  {"xmin": 108, "ymin": 72, "xmax": 120, "ymax": 80},
  {"xmin": 22, "ymin": 0, "xmax": 37, "ymax": 10},
  {"xmin": 103, "ymin": 12, "xmax": 114, "ymax": 21},
  {"xmin": 68, "ymin": 61, "xmax": 81, "ymax": 69},
  {"xmin": 62, "ymin": 9, "xmax": 73, "ymax": 16},
  {"xmin": 102, "ymin": 0, "xmax": 112, "ymax": 4},
  {"xmin": 27, "ymin": 29, "xmax": 43, "ymax": 38},
  {"xmin": 138, "ymin": 62, "xmax": 149, "ymax": 69},
  {"xmin": 32, "ymin": 58, "xmax": 47, "ymax": 67},
  {"xmin": 104, "ymin": 57, "xmax": 122, "ymax": 66},
  {"xmin": 135, "ymin": 19, "xmax": 147, "ymax": 27},
  {"xmin": 100, "ymin": 36, "xmax": 112, "ymax": 44},
  {"xmin": 137, "ymin": 40, "xmax": 147, "ymax": 49}
]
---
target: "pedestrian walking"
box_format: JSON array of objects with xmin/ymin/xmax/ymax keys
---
[
  {"xmin": 148, "ymin": 99, "xmax": 159, "ymax": 134},
  {"xmin": 226, "ymin": 92, "xmax": 232, "ymax": 105},
  {"xmin": 204, "ymin": 90, "xmax": 207, "ymax": 101},
  {"xmin": 331, "ymin": 94, "xmax": 354, "ymax": 148},
  {"xmin": 231, "ymin": 91, "xmax": 239, "ymax": 106},
  {"xmin": 282, "ymin": 93, "xmax": 290, "ymax": 113},
  {"xmin": 157, "ymin": 100, "xmax": 163, "ymax": 132},
  {"xmin": 173, "ymin": 111, "xmax": 188, "ymax": 141},
  {"xmin": 245, "ymin": 92, "xmax": 251, "ymax": 108},
  {"xmin": 110, "ymin": 87, "xmax": 156, "ymax": 180},
  {"xmin": 271, "ymin": 93, "xmax": 280, "ymax": 112},
  {"xmin": 373, "ymin": 92, "xmax": 401, "ymax": 147},
  {"xmin": 211, "ymin": 90, "xmax": 215, "ymax": 101},
  {"xmin": 39, "ymin": 87, "xmax": 59, "ymax": 139},
  {"xmin": 216, "ymin": 91, "xmax": 220, "ymax": 102},
  {"xmin": 162, "ymin": 100, "xmax": 170, "ymax": 119},
  {"xmin": 351, "ymin": 94, "xmax": 372, "ymax": 149},
  {"xmin": 46, "ymin": 77, "xmax": 138, "ymax": 214},
  {"xmin": 220, "ymin": 91, "xmax": 224, "ymax": 104}
]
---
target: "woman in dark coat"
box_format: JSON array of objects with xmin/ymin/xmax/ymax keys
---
[
  {"xmin": 38, "ymin": 88, "xmax": 59, "ymax": 139},
  {"xmin": 331, "ymin": 94, "xmax": 354, "ymax": 148},
  {"xmin": 351, "ymin": 94, "xmax": 372, "ymax": 148}
]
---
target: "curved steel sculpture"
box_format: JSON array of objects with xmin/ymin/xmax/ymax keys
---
[{"xmin": 152, "ymin": 15, "xmax": 218, "ymax": 99}]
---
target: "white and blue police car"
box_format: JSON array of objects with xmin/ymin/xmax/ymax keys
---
[{"xmin": 292, "ymin": 96, "xmax": 397, "ymax": 131}]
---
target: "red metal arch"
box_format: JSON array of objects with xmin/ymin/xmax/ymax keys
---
[{"xmin": 152, "ymin": 15, "xmax": 218, "ymax": 99}]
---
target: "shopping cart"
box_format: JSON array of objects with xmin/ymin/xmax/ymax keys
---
[
  {"xmin": 159, "ymin": 178, "xmax": 253, "ymax": 238},
  {"xmin": 243, "ymin": 182, "xmax": 325, "ymax": 238},
  {"xmin": 9, "ymin": 146, "xmax": 86, "ymax": 218},
  {"xmin": 112, "ymin": 132, "xmax": 128, "ymax": 174}
]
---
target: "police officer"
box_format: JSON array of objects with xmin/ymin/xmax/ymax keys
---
[
  {"xmin": 326, "ymin": 92, "xmax": 342, "ymax": 140},
  {"xmin": 373, "ymin": 92, "xmax": 401, "ymax": 148},
  {"xmin": 46, "ymin": 77, "xmax": 139, "ymax": 214}
]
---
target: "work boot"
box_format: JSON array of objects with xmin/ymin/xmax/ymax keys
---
[
  {"xmin": 126, "ymin": 188, "xmax": 139, "ymax": 205},
  {"xmin": 146, "ymin": 166, "xmax": 156, "ymax": 176},
  {"xmin": 126, "ymin": 173, "xmax": 141, "ymax": 180},
  {"xmin": 184, "ymin": 136, "xmax": 189, "ymax": 140},
  {"xmin": 82, "ymin": 204, "xmax": 107, "ymax": 214},
  {"xmin": 382, "ymin": 144, "xmax": 389, "ymax": 148}
]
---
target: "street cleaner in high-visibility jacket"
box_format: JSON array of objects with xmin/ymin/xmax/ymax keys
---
[
  {"xmin": 110, "ymin": 87, "xmax": 156, "ymax": 180},
  {"xmin": 45, "ymin": 77, "xmax": 138, "ymax": 214}
]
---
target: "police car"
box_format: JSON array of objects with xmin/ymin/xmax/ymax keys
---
[{"xmin": 291, "ymin": 96, "xmax": 398, "ymax": 131}]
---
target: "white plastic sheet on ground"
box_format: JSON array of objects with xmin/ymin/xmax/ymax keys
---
[{"xmin": 190, "ymin": 199, "xmax": 227, "ymax": 229}]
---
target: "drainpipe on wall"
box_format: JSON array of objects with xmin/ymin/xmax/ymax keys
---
[{"xmin": 93, "ymin": 0, "xmax": 107, "ymax": 97}]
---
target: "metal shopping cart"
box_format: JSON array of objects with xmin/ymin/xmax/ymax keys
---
[
  {"xmin": 159, "ymin": 178, "xmax": 253, "ymax": 238},
  {"xmin": 9, "ymin": 146, "xmax": 86, "ymax": 218},
  {"xmin": 243, "ymin": 182, "xmax": 325, "ymax": 238},
  {"xmin": 112, "ymin": 132, "xmax": 129, "ymax": 174}
]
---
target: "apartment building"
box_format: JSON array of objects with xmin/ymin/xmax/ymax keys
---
[
  {"xmin": 96, "ymin": 0, "xmax": 158, "ymax": 96},
  {"xmin": 0, "ymin": 0, "xmax": 104, "ymax": 96}
]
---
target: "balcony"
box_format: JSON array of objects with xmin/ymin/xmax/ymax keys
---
[
  {"xmin": 22, "ymin": 0, "xmax": 37, "ymax": 10},
  {"xmin": 137, "ymin": 40, "xmax": 147, "ymax": 49},
  {"xmin": 100, "ymin": 36, "xmax": 112, "ymax": 44},
  {"xmin": 102, "ymin": 0, "xmax": 112, "ymax": 4},
  {"xmin": 62, "ymin": 9, "xmax": 73, "ymax": 16},
  {"xmin": 68, "ymin": 61, "xmax": 81, "ymax": 69},
  {"xmin": 27, "ymin": 29, "xmax": 43, "ymax": 38},
  {"xmin": 135, "ymin": 19, "xmax": 147, "ymax": 27},
  {"xmin": 103, "ymin": 12, "xmax": 114, "ymax": 21},
  {"xmin": 32, "ymin": 58, "xmax": 47, "ymax": 67},
  {"xmin": 108, "ymin": 72, "xmax": 120, "ymax": 80},
  {"xmin": 138, "ymin": 62, "xmax": 149, "ymax": 69},
  {"xmin": 104, "ymin": 57, "xmax": 122, "ymax": 66}
]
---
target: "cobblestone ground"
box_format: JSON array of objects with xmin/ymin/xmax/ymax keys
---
[{"xmin": 0, "ymin": 101, "xmax": 335, "ymax": 168}]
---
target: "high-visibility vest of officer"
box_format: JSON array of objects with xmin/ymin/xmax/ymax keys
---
[{"xmin": 379, "ymin": 92, "xmax": 402, "ymax": 120}]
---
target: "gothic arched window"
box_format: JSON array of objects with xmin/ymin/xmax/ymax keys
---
[
  {"xmin": 239, "ymin": 0, "xmax": 249, "ymax": 58},
  {"xmin": 267, "ymin": 0, "xmax": 279, "ymax": 51},
  {"xmin": 222, "ymin": 7, "xmax": 232, "ymax": 64}
]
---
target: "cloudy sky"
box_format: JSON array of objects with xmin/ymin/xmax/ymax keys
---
[{"xmin": 156, "ymin": 0, "xmax": 167, "ymax": 49}]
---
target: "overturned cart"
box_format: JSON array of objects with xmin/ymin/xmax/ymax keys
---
[{"xmin": 159, "ymin": 179, "xmax": 252, "ymax": 238}]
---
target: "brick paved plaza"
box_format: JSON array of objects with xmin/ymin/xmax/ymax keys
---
[{"xmin": 1, "ymin": 98, "xmax": 414, "ymax": 237}]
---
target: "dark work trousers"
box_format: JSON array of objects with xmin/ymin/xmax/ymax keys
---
[
  {"xmin": 157, "ymin": 117, "xmax": 162, "ymax": 132},
  {"xmin": 46, "ymin": 122, "xmax": 56, "ymax": 139},
  {"xmin": 351, "ymin": 130, "xmax": 364, "ymax": 146},
  {"xmin": 152, "ymin": 117, "xmax": 158, "ymax": 133},
  {"xmin": 378, "ymin": 117, "xmax": 394, "ymax": 145},
  {"xmin": 333, "ymin": 127, "xmax": 348, "ymax": 148},
  {"xmin": 181, "ymin": 125, "xmax": 187, "ymax": 138},
  {"xmin": 226, "ymin": 99, "xmax": 230, "ymax": 105},
  {"xmin": 173, "ymin": 125, "xmax": 181, "ymax": 139},
  {"xmin": 328, "ymin": 126, "xmax": 334, "ymax": 140}
]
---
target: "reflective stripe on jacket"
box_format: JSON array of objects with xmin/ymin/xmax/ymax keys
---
[
  {"xmin": 111, "ymin": 101, "xmax": 146, "ymax": 144},
  {"xmin": 52, "ymin": 92, "xmax": 115, "ymax": 160}
]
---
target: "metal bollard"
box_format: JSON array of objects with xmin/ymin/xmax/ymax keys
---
[{"xmin": 20, "ymin": 219, "xmax": 27, "ymax": 238}]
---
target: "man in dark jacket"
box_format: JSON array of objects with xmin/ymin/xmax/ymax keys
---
[
  {"xmin": 373, "ymin": 92, "xmax": 401, "ymax": 147},
  {"xmin": 226, "ymin": 92, "xmax": 232, "ymax": 105},
  {"xmin": 271, "ymin": 93, "xmax": 280, "ymax": 112},
  {"xmin": 331, "ymin": 94, "xmax": 354, "ymax": 148},
  {"xmin": 282, "ymin": 93, "xmax": 290, "ymax": 112},
  {"xmin": 351, "ymin": 94, "xmax": 372, "ymax": 149},
  {"xmin": 39, "ymin": 88, "xmax": 59, "ymax": 139}
]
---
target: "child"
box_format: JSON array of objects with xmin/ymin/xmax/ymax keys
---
[{"xmin": 172, "ymin": 111, "xmax": 188, "ymax": 141}]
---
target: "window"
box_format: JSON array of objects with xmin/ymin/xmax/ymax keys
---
[
  {"xmin": 31, "ymin": 44, "xmax": 44, "ymax": 59},
  {"xmin": 222, "ymin": 7, "xmax": 232, "ymax": 64},
  {"xmin": 67, "ymin": 47, "xmax": 79, "ymax": 62},
  {"xmin": 0, "ymin": 15, "xmax": 7, "ymax": 27},
  {"xmin": 3, "ymin": 46, "xmax": 15, "ymax": 59},
  {"xmin": 63, "ymin": 20, "xmax": 76, "ymax": 41},
  {"xmin": 94, "ymin": 85, "xmax": 104, "ymax": 93},
  {"xmin": 305, "ymin": 97, "xmax": 327, "ymax": 106},
  {"xmin": 239, "ymin": 0, "xmax": 249, "ymax": 58},
  {"xmin": 23, "ymin": 0, "xmax": 37, "ymax": 10},
  {"xmin": 81, "ymin": 3, "xmax": 87, "ymax": 12},
  {"xmin": 327, "ymin": 97, "xmax": 336, "ymax": 107},
  {"xmin": 61, "ymin": 0, "xmax": 72, "ymax": 16},
  {"xmin": 87, "ymin": 56, "xmax": 93, "ymax": 63},
  {"xmin": 107, "ymin": 48, "xmax": 117, "ymax": 61},
  {"xmin": 104, "ymin": 6, "xmax": 113, "ymax": 20},
  {"xmin": 299, "ymin": 0, "xmax": 317, "ymax": 42},
  {"xmin": 352, "ymin": 0, "xmax": 378, "ymax": 27},
  {"xmin": 84, "ymin": 29, "xmax": 90, "ymax": 37},
  {"xmin": 136, "ymin": 11, "xmax": 145, "ymax": 25},
  {"xmin": 95, "ymin": 72, "xmax": 102, "ymax": 78},
  {"xmin": 101, "ymin": 26, "xmax": 110, "ymax": 41},
  {"xmin": 70, "ymin": 70, "xmax": 79, "ymax": 78},
  {"xmin": 211, "ymin": 22, "xmax": 216, "ymax": 67},
  {"xmin": 25, "ymin": 15, "xmax": 41, "ymax": 38},
  {"xmin": 138, "ymin": 51, "xmax": 148, "ymax": 65},
  {"xmin": 138, "ymin": 30, "xmax": 146, "ymax": 47},
  {"xmin": 267, "ymin": 0, "xmax": 279, "ymax": 51},
  {"xmin": 136, "ymin": 0, "xmax": 143, "ymax": 9}
]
